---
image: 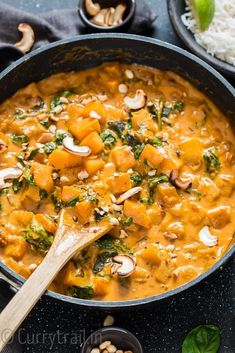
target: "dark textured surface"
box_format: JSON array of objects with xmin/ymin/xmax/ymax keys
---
[{"xmin": 0, "ymin": 1, "xmax": 234, "ymax": 353}]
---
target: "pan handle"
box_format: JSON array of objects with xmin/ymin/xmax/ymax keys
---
[{"xmin": 0, "ymin": 272, "xmax": 20, "ymax": 292}]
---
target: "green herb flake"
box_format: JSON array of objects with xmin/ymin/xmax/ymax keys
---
[
  {"xmin": 22, "ymin": 165, "xmax": 35, "ymax": 186},
  {"xmin": 182, "ymin": 325, "xmax": 220, "ymax": 353}
]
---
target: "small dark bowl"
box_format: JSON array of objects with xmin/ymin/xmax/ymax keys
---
[
  {"xmin": 79, "ymin": 0, "xmax": 136, "ymax": 32},
  {"xmin": 81, "ymin": 327, "xmax": 143, "ymax": 353},
  {"xmin": 167, "ymin": 0, "xmax": 235, "ymax": 79}
]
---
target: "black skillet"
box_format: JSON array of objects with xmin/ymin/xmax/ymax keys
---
[{"xmin": 0, "ymin": 33, "xmax": 234, "ymax": 311}]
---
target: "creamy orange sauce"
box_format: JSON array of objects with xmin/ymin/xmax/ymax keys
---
[{"xmin": 0, "ymin": 63, "xmax": 234, "ymax": 301}]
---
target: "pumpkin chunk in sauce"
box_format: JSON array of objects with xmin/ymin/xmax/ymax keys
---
[{"xmin": 0, "ymin": 63, "xmax": 234, "ymax": 301}]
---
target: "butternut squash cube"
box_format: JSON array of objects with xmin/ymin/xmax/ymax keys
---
[
  {"xmin": 80, "ymin": 131, "xmax": 104, "ymax": 155},
  {"xmin": 4, "ymin": 236, "xmax": 27, "ymax": 260},
  {"xmin": 63, "ymin": 262, "xmax": 89, "ymax": 287},
  {"xmin": 93, "ymin": 276, "xmax": 110, "ymax": 296},
  {"xmin": 157, "ymin": 183, "xmax": 179, "ymax": 207},
  {"xmin": 34, "ymin": 214, "xmax": 57, "ymax": 234},
  {"xmin": 31, "ymin": 163, "xmax": 53, "ymax": 192},
  {"xmin": 61, "ymin": 186, "xmax": 81, "ymax": 203},
  {"xmin": 66, "ymin": 104, "xmax": 83, "ymax": 125},
  {"xmin": 107, "ymin": 173, "xmax": 132, "ymax": 194},
  {"xmin": 105, "ymin": 105, "xmax": 125, "ymax": 121},
  {"xmin": 179, "ymin": 138, "xmax": 203, "ymax": 163},
  {"xmin": 10, "ymin": 211, "xmax": 33, "ymax": 226},
  {"xmin": 139, "ymin": 245, "xmax": 161, "ymax": 265},
  {"xmin": 160, "ymin": 152, "xmax": 183, "ymax": 175},
  {"xmin": 123, "ymin": 200, "xmax": 151, "ymax": 228},
  {"xmin": 207, "ymin": 206, "xmax": 231, "ymax": 229},
  {"xmin": 48, "ymin": 149, "xmax": 82, "ymax": 169},
  {"xmin": 131, "ymin": 266, "xmax": 149, "ymax": 281},
  {"xmin": 82, "ymin": 100, "xmax": 107, "ymax": 124},
  {"xmin": 84, "ymin": 157, "xmax": 105, "ymax": 175},
  {"xmin": 70, "ymin": 118, "xmax": 100, "ymax": 141},
  {"xmin": 76, "ymin": 200, "xmax": 93, "ymax": 225},
  {"xmin": 111, "ymin": 146, "xmax": 136, "ymax": 172},
  {"xmin": 140, "ymin": 144, "xmax": 165, "ymax": 168},
  {"xmin": 154, "ymin": 259, "xmax": 173, "ymax": 284}
]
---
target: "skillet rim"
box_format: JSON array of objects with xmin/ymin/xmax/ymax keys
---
[{"xmin": 0, "ymin": 33, "xmax": 234, "ymax": 309}]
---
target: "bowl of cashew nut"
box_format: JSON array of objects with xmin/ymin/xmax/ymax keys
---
[{"xmin": 78, "ymin": 0, "xmax": 136, "ymax": 31}]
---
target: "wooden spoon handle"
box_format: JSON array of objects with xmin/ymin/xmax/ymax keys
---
[{"xmin": 0, "ymin": 254, "xmax": 65, "ymax": 351}]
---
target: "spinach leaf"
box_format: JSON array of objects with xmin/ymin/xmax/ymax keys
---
[
  {"xmin": 40, "ymin": 119, "xmax": 51, "ymax": 129},
  {"xmin": 203, "ymin": 148, "xmax": 221, "ymax": 173},
  {"xmin": 148, "ymin": 174, "xmax": 169, "ymax": 196},
  {"xmin": 108, "ymin": 121, "xmax": 126, "ymax": 139},
  {"xmin": 93, "ymin": 235, "xmax": 132, "ymax": 274},
  {"xmin": 173, "ymin": 101, "xmax": 184, "ymax": 112},
  {"xmin": 12, "ymin": 179, "xmax": 23, "ymax": 193},
  {"xmin": 93, "ymin": 251, "xmax": 117, "ymax": 274},
  {"xmin": 100, "ymin": 129, "xmax": 117, "ymax": 148},
  {"xmin": 66, "ymin": 197, "xmax": 80, "ymax": 207},
  {"xmin": 55, "ymin": 132, "xmax": 67, "ymax": 145},
  {"xmin": 50, "ymin": 90, "xmax": 73, "ymax": 110},
  {"xmin": 22, "ymin": 165, "xmax": 35, "ymax": 186},
  {"xmin": 51, "ymin": 189, "xmax": 65, "ymax": 212},
  {"xmin": 182, "ymin": 325, "xmax": 220, "ymax": 353},
  {"xmin": 23, "ymin": 219, "xmax": 54, "ymax": 254},
  {"xmin": 68, "ymin": 285, "xmax": 94, "ymax": 299},
  {"xmin": 39, "ymin": 189, "xmax": 48, "ymax": 200},
  {"xmin": 124, "ymin": 133, "xmax": 144, "ymax": 159},
  {"xmin": 94, "ymin": 208, "xmax": 108, "ymax": 221},
  {"xmin": 120, "ymin": 216, "xmax": 133, "ymax": 227},
  {"xmin": 139, "ymin": 196, "xmax": 154, "ymax": 205},
  {"xmin": 148, "ymin": 103, "xmax": 162, "ymax": 130},
  {"xmin": 11, "ymin": 134, "xmax": 29, "ymax": 145},
  {"xmin": 27, "ymin": 148, "xmax": 39, "ymax": 160},
  {"xmin": 130, "ymin": 172, "xmax": 142, "ymax": 187},
  {"xmin": 43, "ymin": 142, "xmax": 56, "ymax": 155}
]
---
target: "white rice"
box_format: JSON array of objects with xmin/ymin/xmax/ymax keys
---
[{"xmin": 181, "ymin": 0, "xmax": 235, "ymax": 66}]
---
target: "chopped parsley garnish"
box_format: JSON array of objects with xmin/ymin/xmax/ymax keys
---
[{"xmin": 50, "ymin": 90, "xmax": 73, "ymax": 110}]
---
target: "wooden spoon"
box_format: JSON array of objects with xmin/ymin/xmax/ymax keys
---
[{"xmin": 0, "ymin": 209, "xmax": 112, "ymax": 351}]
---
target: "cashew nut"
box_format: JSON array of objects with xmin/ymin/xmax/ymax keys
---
[
  {"xmin": 0, "ymin": 167, "xmax": 23, "ymax": 190},
  {"xmin": 15, "ymin": 23, "xmax": 35, "ymax": 53},
  {"xmin": 169, "ymin": 169, "xmax": 192, "ymax": 190},
  {"xmin": 199, "ymin": 226, "xmax": 218, "ymax": 247},
  {"xmin": 91, "ymin": 8, "xmax": 109, "ymax": 26},
  {"xmin": 124, "ymin": 90, "xmax": 147, "ymax": 110},
  {"xmin": 116, "ymin": 186, "xmax": 142, "ymax": 204},
  {"xmin": 62, "ymin": 136, "xmax": 91, "ymax": 157},
  {"xmin": 111, "ymin": 255, "xmax": 136, "ymax": 278},
  {"xmin": 111, "ymin": 4, "xmax": 127, "ymax": 26},
  {"xmin": 85, "ymin": 0, "xmax": 101, "ymax": 16}
]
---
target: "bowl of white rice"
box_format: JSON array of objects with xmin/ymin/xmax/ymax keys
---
[{"xmin": 167, "ymin": 0, "xmax": 235, "ymax": 78}]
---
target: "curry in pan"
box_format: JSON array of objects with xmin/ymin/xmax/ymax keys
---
[{"xmin": 0, "ymin": 63, "xmax": 234, "ymax": 301}]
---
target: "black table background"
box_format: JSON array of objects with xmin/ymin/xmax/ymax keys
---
[{"xmin": 0, "ymin": 1, "xmax": 234, "ymax": 352}]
